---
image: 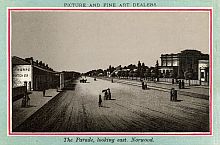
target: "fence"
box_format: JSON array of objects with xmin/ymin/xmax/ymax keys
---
[{"xmin": 158, "ymin": 78, "xmax": 209, "ymax": 86}]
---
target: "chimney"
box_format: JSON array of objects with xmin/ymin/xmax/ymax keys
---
[
  {"xmin": 39, "ymin": 61, "xmax": 42, "ymax": 66},
  {"xmin": 25, "ymin": 57, "xmax": 33, "ymax": 65}
]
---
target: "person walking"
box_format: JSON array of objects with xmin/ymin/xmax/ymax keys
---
[
  {"xmin": 43, "ymin": 89, "xmax": 46, "ymax": 97},
  {"xmin": 142, "ymin": 81, "xmax": 145, "ymax": 90},
  {"xmin": 104, "ymin": 90, "xmax": 108, "ymax": 100},
  {"xmin": 170, "ymin": 88, "xmax": 175, "ymax": 101},
  {"xmin": 178, "ymin": 80, "xmax": 182, "ymax": 89},
  {"xmin": 98, "ymin": 94, "xmax": 102, "ymax": 107},
  {"xmin": 107, "ymin": 88, "xmax": 111, "ymax": 100}
]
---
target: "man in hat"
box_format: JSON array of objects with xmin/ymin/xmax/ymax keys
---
[{"xmin": 98, "ymin": 94, "xmax": 102, "ymax": 107}]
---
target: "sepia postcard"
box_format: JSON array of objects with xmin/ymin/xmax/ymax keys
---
[{"xmin": 0, "ymin": 0, "xmax": 219, "ymax": 145}]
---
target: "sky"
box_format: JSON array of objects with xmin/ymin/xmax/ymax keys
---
[{"xmin": 11, "ymin": 11, "xmax": 209, "ymax": 73}]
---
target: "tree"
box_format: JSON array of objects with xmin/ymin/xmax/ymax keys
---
[
  {"xmin": 96, "ymin": 69, "xmax": 104, "ymax": 76},
  {"xmin": 184, "ymin": 71, "xmax": 193, "ymax": 86},
  {"xmin": 177, "ymin": 69, "xmax": 184, "ymax": 79},
  {"xmin": 184, "ymin": 71, "xmax": 193, "ymax": 79},
  {"xmin": 141, "ymin": 63, "xmax": 146, "ymax": 79},
  {"xmin": 129, "ymin": 70, "xmax": 134, "ymax": 79},
  {"xmin": 109, "ymin": 65, "xmax": 112, "ymax": 73},
  {"xmin": 127, "ymin": 64, "xmax": 137, "ymax": 70},
  {"xmin": 146, "ymin": 68, "xmax": 151, "ymax": 77},
  {"xmin": 125, "ymin": 70, "xmax": 129, "ymax": 79},
  {"xmin": 103, "ymin": 70, "xmax": 107, "ymax": 76},
  {"xmin": 142, "ymin": 63, "xmax": 145, "ymax": 68},
  {"xmin": 154, "ymin": 60, "xmax": 160, "ymax": 81},
  {"xmin": 137, "ymin": 61, "xmax": 141, "ymax": 77},
  {"xmin": 170, "ymin": 70, "xmax": 178, "ymax": 79},
  {"xmin": 165, "ymin": 71, "xmax": 170, "ymax": 78},
  {"xmin": 117, "ymin": 71, "xmax": 122, "ymax": 78}
]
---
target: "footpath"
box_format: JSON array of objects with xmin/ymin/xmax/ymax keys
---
[
  {"xmin": 100, "ymin": 77, "xmax": 210, "ymax": 100},
  {"xmin": 12, "ymin": 89, "xmax": 60, "ymax": 130}
]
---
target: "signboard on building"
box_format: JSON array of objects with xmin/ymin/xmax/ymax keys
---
[
  {"xmin": 12, "ymin": 65, "xmax": 32, "ymax": 90},
  {"xmin": 198, "ymin": 60, "xmax": 209, "ymax": 82}
]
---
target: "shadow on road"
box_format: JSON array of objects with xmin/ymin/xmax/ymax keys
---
[
  {"xmin": 101, "ymin": 106, "xmax": 110, "ymax": 108},
  {"xmin": 43, "ymin": 96, "xmax": 52, "ymax": 97},
  {"xmin": 25, "ymin": 105, "xmax": 37, "ymax": 108},
  {"xmin": 173, "ymin": 100, "xmax": 183, "ymax": 102},
  {"xmin": 108, "ymin": 99, "xmax": 116, "ymax": 100}
]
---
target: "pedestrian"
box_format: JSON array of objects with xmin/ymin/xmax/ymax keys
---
[
  {"xmin": 174, "ymin": 89, "xmax": 177, "ymax": 101},
  {"xmin": 144, "ymin": 82, "xmax": 147, "ymax": 89},
  {"xmin": 104, "ymin": 90, "xmax": 108, "ymax": 100},
  {"xmin": 172, "ymin": 78, "xmax": 174, "ymax": 84},
  {"xmin": 98, "ymin": 94, "xmax": 102, "ymax": 107},
  {"xmin": 142, "ymin": 81, "xmax": 145, "ymax": 90},
  {"xmin": 27, "ymin": 95, "xmax": 30, "ymax": 106},
  {"xmin": 43, "ymin": 89, "xmax": 46, "ymax": 97},
  {"xmin": 21, "ymin": 96, "xmax": 26, "ymax": 107},
  {"xmin": 178, "ymin": 80, "xmax": 182, "ymax": 89},
  {"xmin": 107, "ymin": 88, "xmax": 111, "ymax": 100},
  {"xmin": 181, "ymin": 80, "xmax": 185, "ymax": 89},
  {"xmin": 170, "ymin": 88, "xmax": 175, "ymax": 101}
]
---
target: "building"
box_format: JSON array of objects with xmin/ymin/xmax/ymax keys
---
[
  {"xmin": 12, "ymin": 56, "xmax": 59, "ymax": 91},
  {"xmin": 160, "ymin": 53, "xmax": 179, "ymax": 78},
  {"xmin": 159, "ymin": 49, "xmax": 209, "ymax": 80},
  {"xmin": 59, "ymin": 71, "xmax": 80, "ymax": 90},
  {"xmin": 198, "ymin": 60, "xmax": 209, "ymax": 82}
]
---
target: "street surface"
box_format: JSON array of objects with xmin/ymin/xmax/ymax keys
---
[
  {"xmin": 14, "ymin": 77, "xmax": 209, "ymax": 132},
  {"xmin": 12, "ymin": 89, "xmax": 59, "ymax": 130}
]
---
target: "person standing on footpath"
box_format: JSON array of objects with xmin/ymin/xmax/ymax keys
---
[
  {"xmin": 170, "ymin": 88, "xmax": 175, "ymax": 101},
  {"xmin": 142, "ymin": 81, "xmax": 145, "ymax": 90},
  {"xmin": 104, "ymin": 90, "xmax": 108, "ymax": 100},
  {"xmin": 98, "ymin": 94, "xmax": 102, "ymax": 107},
  {"xmin": 43, "ymin": 89, "xmax": 46, "ymax": 97},
  {"xmin": 107, "ymin": 88, "xmax": 111, "ymax": 100}
]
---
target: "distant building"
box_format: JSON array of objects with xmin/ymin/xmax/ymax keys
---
[
  {"xmin": 198, "ymin": 60, "xmax": 209, "ymax": 82},
  {"xmin": 160, "ymin": 53, "xmax": 179, "ymax": 78},
  {"xmin": 159, "ymin": 49, "xmax": 209, "ymax": 80},
  {"xmin": 59, "ymin": 71, "xmax": 80, "ymax": 90},
  {"xmin": 12, "ymin": 56, "xmax": 59, "ymax": 91}
]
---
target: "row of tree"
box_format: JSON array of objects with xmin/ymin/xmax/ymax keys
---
[
  {"xmin": 85, "ymin": 59, "xmax": 204, "ymax": 81},
  {"xmin": 85, "ymin": 60, "xmax": 169, "ymax": 80}
]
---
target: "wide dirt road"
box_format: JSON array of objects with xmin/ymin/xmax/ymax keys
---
[{"xmin": 14, "ymin": 77, "xmax": 209, "ymax": 132}]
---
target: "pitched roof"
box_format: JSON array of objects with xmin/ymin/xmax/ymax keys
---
[{"xmin": 12, "ymin": 56, "xmax": 30, "ymax": 65}]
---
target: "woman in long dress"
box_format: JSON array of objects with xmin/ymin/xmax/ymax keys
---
[{"xmin": 98, "ymin": 94, "xmax": 102, "ymax": 107}]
